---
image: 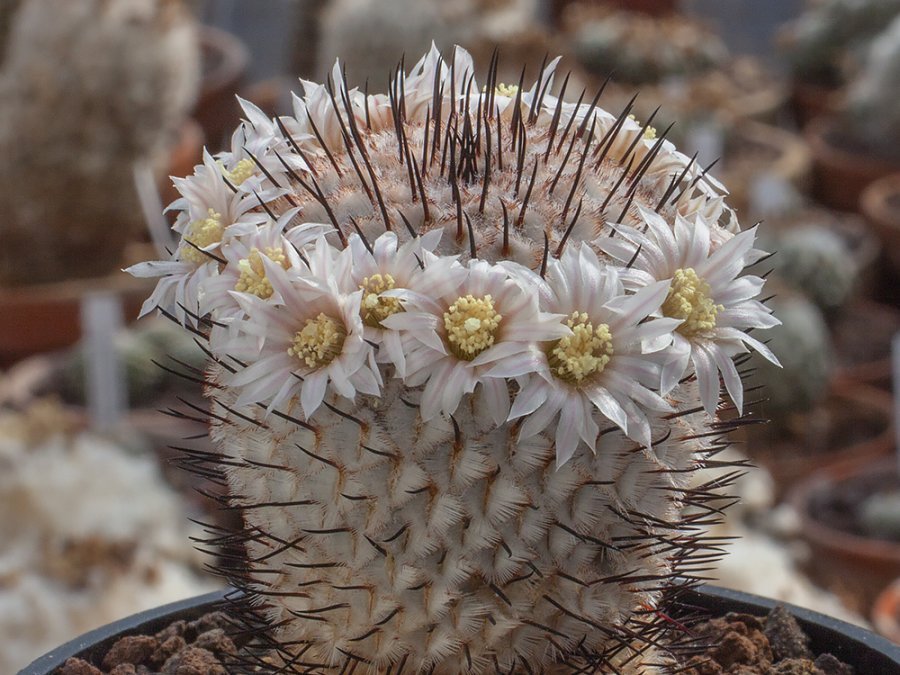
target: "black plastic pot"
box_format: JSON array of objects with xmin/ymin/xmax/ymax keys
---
[{"xmin": 21, "ymin": 586, "xmax": 900, "ymax": 674}]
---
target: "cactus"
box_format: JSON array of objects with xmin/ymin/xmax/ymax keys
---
[
  {"xmin": 316, "ymin": 0, "xmax": 544, "ymax": 85},
  {"xmin": 763, "ymin": 224, "xmax": 859, "ymax": 313},
  {"xmin": 57, "ymin": 317, "xmax": 208, "ymax": 407},
  {"xmin": 568, "ymin": 7, "xmax": 728, "ymax": 84},
  {"xmin": 749, "ymin": 290, "xmax": 832, "ymax": 428},
  {"xmin": 130, "ymin": 46, "xmax": 778, "ymax": 672},
  {"xmin": 0, "ymin": 0, "xmax": 200, "ymax": 286},
  {"xmin": 845, "ymin": 13, "xmax": 900, "ymax": 153},
  {"xmin": 780, "ymin": 0, "xmax": 900, "ymax": 84}
]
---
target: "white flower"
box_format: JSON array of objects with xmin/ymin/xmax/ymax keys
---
[
  {"xmin": 125, "ymin": 150, "xmax": 265, "ymax": 324},
  {"xmin": 200, "ymin": 208, "xmax": 331, "ymax": 320},
  {"xmin": 342, "ymin": 229, "xmax": 447, "ymax": 377},
  {"xmin": 221, "ymin": 238, "xmax": 380, "ymax": 419},
  {"xmin": 596, "ymin": 204, "xmax": 780, "ymax": 415},
  {"xmin": 501, "ymin": 245, "xmax": 679, "ymax": 467},
  {"xmin": 383, "ymin": 258, "xmax": 567, "ymax": 425}
]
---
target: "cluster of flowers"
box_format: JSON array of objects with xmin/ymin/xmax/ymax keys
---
[
  {"xmin": 131, "ymin": 180, "xmax": 777, "ymax": 468},
  {"xmin": 128, "ymin": 45, "xmax": 779, "ymax": 468}
]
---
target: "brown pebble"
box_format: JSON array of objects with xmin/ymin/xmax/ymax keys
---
[
  {"xmin": 194, "ymin": 628, "xmax": 237, "ymax": 656},
  {"xmin": 56, "ymin": 657, "xmax": 102, "ymax": 675},
  {"xmin": 771, "ymin": 658, "xmax": 819, "ymax": 674},
  {"xmin": 766, "ymin": 605, "xmax": 813, "ymax": 661},
  {"xmin": 814, "ymin": 653, "xmax": 854, "ymax": 675},
  {"xmin": 154, "ymin": 619, "xmax": 186, "ymax": 643},
  {"xmin": 150, "ymin": 635, "xmax": 188, "ymax": 668},
  {"xmin": 109, "ymin": 665, "xmax": 137, "ymax": 675},
  {"xmin": 161, "ymin": 646, "xmax": 227, "ymax": 675},
  {"xmin": 186, "ymin": 611, "xmax": 230, "ymax": 637},
  {"xmin": 101, "ymin": 635, "xmax": 159, "ymax": 670}
]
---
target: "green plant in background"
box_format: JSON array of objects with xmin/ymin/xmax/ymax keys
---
[
  {"xmin": 316, "ymin": 0, "xmax": 542, "ymax": 85},
  {"xmin": 749, "ymin": 291, "xmax": 833, "ymax": 430},
  {"xmin": 762, "ymin": 225, "xmax": 859, "ymax": 313},
  {"xmin": 0, "ymin": 0, "xmax": 200, "ymax": 286},
  {"xmin": 844, "ymin": 13, "xmax": 900, "ymax": 156},
  {"xmin": 57, "ymin": 319, "xmax": 208, "ymax": 408},
  {"xmin": 570, "ymin": 8, "xmax": 728, "ymax": 84},
  {"xmin": 780, "ymin": 0, "xmax": 900, "ymax": 84},
  {"xmin": 130, "ymin": 46, "xmax": 779, "ymax": 671}
]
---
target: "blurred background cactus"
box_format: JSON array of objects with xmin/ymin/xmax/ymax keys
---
[
  {"xmin": 0, "ymin": 0, "xmax": 200, "ymax": 286},
  {"xmin": 844, "ymin": 14, "xmax": 900, "ymax": 158},
  {"xmin": 780, "ymin": 0, "xmax": 900, "ymax": 86},
  {"xmin": 750, "ymin": 290, "xmax": 833, "ymax": 428}
]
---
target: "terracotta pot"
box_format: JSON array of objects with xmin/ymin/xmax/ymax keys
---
[
  {"xmin": 861, "ymin": 173, "xmax": 900, "ymax": 280},
  {"xmin": 806, "ymin": 116, "xmax": 900, "ymax": 212},
  {"xmin": 193, "ymin": 26, "xmax": 250, "ymax": 150},
  {"xmin": 788, "ymin": 458, "xmax": 900, "ymax": 615},
  {"xmin": 747, "ymin": 383, "xmax": 894, "ymax": 501},
  {"xmin": 160, "ymin": 118, "xmax": 205, "ymax": 205},
  {"xmin": 0, "ymin": 272, "xmax": 153, "ymax": 369},
  {"xmin": 790, "ymin": 80, "xmax": 839, "ymax": 128},
  {"xmin": 832, "ymin": 299, "xmax": 900, "ymax": 392},
  {"xmin": 874, "ymin": 578, "xmax": 900, "ymax": 644}
]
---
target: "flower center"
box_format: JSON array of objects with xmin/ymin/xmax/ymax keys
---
[
  {"xmin": 548, "ymin": 312, "xmax": 614, "ymax": 384},
  {"xmin": 223, "ymin": 158, "xmax": 256, "ymax": 186},
  {"xmin": 180, "ymin": 209, "xmax": 224, "ymax": 264},
  {"xmin": 234, "ymin": 247, "xmax": 287, "ymax": 299},
  {"xmin": 443, "ymin": 294, "xmax": 502, "ymax": 361},
  {"xmin": 359, "ymin": 273, "xmax": 402, "ymax": 327},
  {"xmin": 495, "ymin": 83, "xmax": 519, "ymax": 97},
  {"xmin": 288, "ymin": 313, "xmax": 347, "ymax": 369},
  {"xmin": 662, "ymin": 267, "xmax": 722, "ymax": 337}
]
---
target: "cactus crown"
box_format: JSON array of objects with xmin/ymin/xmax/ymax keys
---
[{"xmin": 131, "ymin": 46, "xmax": 778, "ymax": 672}]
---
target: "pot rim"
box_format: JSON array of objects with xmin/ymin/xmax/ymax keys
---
[
  {"xmin": 787, "ymin": 457, "xmax": 900, "ymax": 562},
  {"xmin": 20, "ymin": 585, "xmax": 900, "ymax": 673}
]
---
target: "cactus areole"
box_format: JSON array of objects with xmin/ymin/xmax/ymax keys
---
[{"xmin": 129, "ymin": 46, "xmax": 779, "ymax": 673}]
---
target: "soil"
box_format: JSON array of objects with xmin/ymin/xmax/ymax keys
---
[
  {"xmin": 682, "ymin": 606, "xmax": 853, "ymax": 674},
  {"xmin": 54, "ymin": 611, "xmax": 247, "ymax": 675},
  {"xmin": 54, "ymin": 605, "xmax": 857, "ymax": 675},
  {"xmin": 808, "ymin": 469, "xmax": 900, "ymax": 544}
]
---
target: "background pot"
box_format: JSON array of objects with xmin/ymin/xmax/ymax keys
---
[
  {"xmin": 861, "ymin": 173, "xmax": 900, "ymax": 282},
  {"xmin": 788, "ymin": 457, "xmax": 900, "ymax": 615},
  {"xmin": 194, "ymin": 26, "xmax": 250, "ymax": 151},
  {"xmin": 747, "ymin": 383, "xmax": 894, "ymax": 500},
  {"xmin": 806, "ymin": 116, "xmax": 900, "ymax": 212},
  {"xmin": 873, "ymin": 578, "xmax": 900, "ymax": 644},
  {"xmin": 0, "ymin": 272, "xmax": 153, "ymax": 369},
  {"xmin": 22, "ymin": 586, "xmax": 900, "ymax": 674}
]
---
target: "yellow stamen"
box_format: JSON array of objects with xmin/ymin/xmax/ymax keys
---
[
  {"xmin": 662, "ymin": 268, "xmax": 722, "ymax": 337},
  {"xmin": 495, "ymin": 83, "xmax": 520, "ymax": 98},
  {"xmin": 359, "ymin": 273, "xmax": 402, "ymax": 327},
  {"xmin": 548, "ymin": 312, "xmax": 614, "ymax": 384},
  {"xmin": 223, "ymin": 158, "xmax": 256, "ymax": 186},
  {"xmin": 180, "ymin": 209, "xmax": 224, "ymax": 264},
  {"xmin": 443, "ymin": 294, "xmax": 502, "ymax": 360},
  {"xmin": 288, "ymin": 313, "xmax": 346, "ymax": 369},
  {"xmin": 234, "ymin": 246, "xmax": 288, "ymax": 299},
  {"xmin": 628, "ymin": 113, "xmax": 657, "ymax": 140}
]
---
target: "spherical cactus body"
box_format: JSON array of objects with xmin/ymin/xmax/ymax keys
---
[{"xmin": 131, "ymin": 46, "xmax": 779, "ymax": 672}]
